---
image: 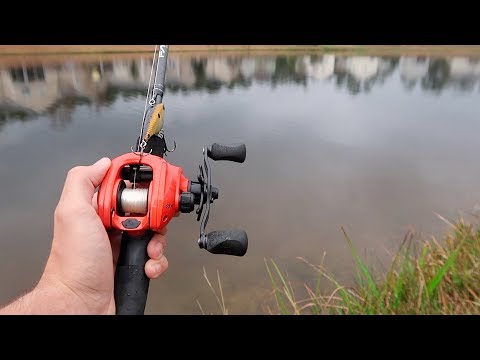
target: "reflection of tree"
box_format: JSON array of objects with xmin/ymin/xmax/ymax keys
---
[
  {"xmin": 191, "ymin": 58, "xmax": 222, "ymax": 93},
  {"xmin": 192, "ymin": 58, "xmax": 207, "ymax": 89},
  {"xmin": 363, "ymin": 58, "xmax": 400, "ymax": 93},
  {"xmin": 272, "ymin": 56, "xmax": 306, "ymax": 87},
  {"xmin": 334, "ymin": 57, "xmax": 400, "ymax": 95},
  {"xmin": 421, "ymin": 59, "xmax": 451, "ymax": 94},
  {"xmin": 346, "ymin": 75, "xmax": 361, "ymax": 94},
  {"xmin": 130, "ymin": 61, "xmax": 139, "ymax": 80},
  {"xmin": 233, "ymin": 72, "xmax": 253, "ymax": 89},
  {"xmin": 372, "ymin": 57, "xmax": 399, "ymax": 85},
  {"xmin": 309, "ymin": 54, "xmax": 324, "ymax": 63},
  {"xmin": 0, "ymin": 109, "xmax": 37, "ymax": 132},
  {"xmin": 0, "ymin": 97, "xmax": 92, "ymax": 133},
  {"xmin": 402, "ymin": 79, "xmax": 417, "ymax": 92},
  {"xmin": 333, "ymin": 70, "xmax": 362, "ymax": 95},
  {"xmin": 451, "ymin": 78, "xmax": 477, "ymax": 92},
  {"xmin": 46, "ymin": 96, "xmax": 91, "ymax": 130},
  {"xmin": 333, "ymin": 57, "xmax": 358, "ymax": 95},
  {"xmin": 94, "ymin": 87, "xmax": 119, "ymax": 108}
]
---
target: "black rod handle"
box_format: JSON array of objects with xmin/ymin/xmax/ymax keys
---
[{"xmin": 114, "ymin": 231, "xmax": 153, "ymax": 315}]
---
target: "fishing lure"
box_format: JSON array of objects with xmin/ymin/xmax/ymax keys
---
[{"xmin": 144, "ymin": 103, "xmax": 164, "ymax": 142}]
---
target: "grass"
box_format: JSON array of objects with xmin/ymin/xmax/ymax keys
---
[
  {"xmin": 197, "ymin": 266, "xmax": 229, "ymax": 315},
  {"xmin": 265, "ymin": 215, "xmax": 480, "ymax": 315}
]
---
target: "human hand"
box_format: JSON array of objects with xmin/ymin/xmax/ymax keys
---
[{"xmin": 0, "ymin": 157, "xmax": 168, "ymax": 315}]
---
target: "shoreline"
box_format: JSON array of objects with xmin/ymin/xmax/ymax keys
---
[{"xmin": 1, "ymin": 45, "xmax": 480, "ymax": 57}]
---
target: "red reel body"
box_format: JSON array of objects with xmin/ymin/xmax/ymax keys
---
[{"xmin": 97, "ymin": 152, "xmax": 189, "ymax": 235}]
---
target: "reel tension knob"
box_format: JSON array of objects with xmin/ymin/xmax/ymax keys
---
[{"xmin": 179, "ymin": 192, "xmax": 195, "ymax": 213}]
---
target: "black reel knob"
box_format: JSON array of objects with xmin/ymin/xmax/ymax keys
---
[
  {"xmin": 199, "ymin": 230, "xmax": 248, "ymax": 257},
  {"xmin": 179, "ymin": 192, "xmax": 195, "ymax": 213},
  {"xmin": 208, "ymin": 143, "xmax": 246, "ymax": 163}
]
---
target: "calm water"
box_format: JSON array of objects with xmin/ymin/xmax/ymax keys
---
[{"xmin": 1, "ymin": 53, "xmax": 480, "ymax": 314}]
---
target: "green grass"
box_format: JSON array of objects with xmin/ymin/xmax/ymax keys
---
[{"xmin": 266, "ymin": 216, "xmax": 480, "ymax": 315}]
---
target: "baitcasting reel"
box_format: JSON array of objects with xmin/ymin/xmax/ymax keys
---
[{"xmin": 97, "ymin": 140, "xmax": 248, "ymax": 256}]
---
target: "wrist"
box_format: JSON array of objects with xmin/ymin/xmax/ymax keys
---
[
  {"xmin": 36, "ymin": 268, "xmax": 115, "ymax": 314},
  {"xmin": 0, "ymin": 276, "xmax": 90, "ymax": 315},
  {"xmin": 0, "ymin": 287, "xmax": 37, "ymax": 315},
  {"xmin": 32, "ymin": 276, "xmax": 88, "ymax": 314}
]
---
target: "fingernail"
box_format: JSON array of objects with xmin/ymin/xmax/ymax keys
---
[
  {"xmin": 153, "ymin": 263, "xmax": 162, "ymax": 274},
  {"xmin": 93, "ymin": 157, "xmax": 110, "ymax": 167}
]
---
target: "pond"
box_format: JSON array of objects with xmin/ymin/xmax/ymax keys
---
[{"xmin": 1, "ymin": 52, "xmax": 479, "ymax": 314}]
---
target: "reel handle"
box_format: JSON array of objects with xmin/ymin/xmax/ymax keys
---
[
  {"xmin": 208, "ymin": 143, "xmax": 246, "ymax": 163},
  {"xmin": 200, "ymin": 230, "xmax": 248, "ymax": 257}
]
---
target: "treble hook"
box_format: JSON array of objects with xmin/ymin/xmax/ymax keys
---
[
  {"xmin": 155, "ymin": 130, "xmax": 176, "ymax": 155},
  {"xmin": 166, "ymin": 140, "xmax": 176, "ymax": 153}
]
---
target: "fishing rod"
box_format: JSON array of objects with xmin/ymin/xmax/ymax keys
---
[{"xmin": 97, "ymin": 45, "xmax": 248, "ymax": 315}]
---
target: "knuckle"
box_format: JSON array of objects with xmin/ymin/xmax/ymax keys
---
[
  {"xmin": 54, "ymin": 204, "xmax": 62, "ymax": 220},
  {"xmin": 66, "ymin": 166, "xmax": 84, "ymax": 179},
  {"xmin": 54, "ymin": 201, "xmax": 77, "ymax": 223},
  {"xmin": 54, "ymin": 203, "xmax": 68, "ymax": 223}
]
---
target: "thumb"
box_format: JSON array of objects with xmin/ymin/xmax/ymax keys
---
[
  {"xmin": 61, "ymin": 157, "xmax": 111, "ymax": 206},
  {"xmin": 86, "ymin": 157, "xmax": 112, "ymax": 187}
]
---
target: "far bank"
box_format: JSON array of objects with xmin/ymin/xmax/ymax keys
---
[{"xmin": 1, "ymin": 45, "xmax": 480, "ymax": 57}]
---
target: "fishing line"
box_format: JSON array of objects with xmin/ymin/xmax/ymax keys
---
[
  {"xmin": 120, "ymin": 188, "xmax": 149, "ymax": 214},
  {"xmin": 137, "ymin": 45, "xmax": 159, "ymax": 152}
]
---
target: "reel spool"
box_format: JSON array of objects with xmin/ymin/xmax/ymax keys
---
[{"xmin": 119, "ymin": 187, "xmax": 149, "ymax": 214}]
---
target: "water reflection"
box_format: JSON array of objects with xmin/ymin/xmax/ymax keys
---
[
  {"xmin": 1, "ymin": 54, "xmax": 480, "ymax": 131},
  {"xmin": 1, "ymin": 51, "xmax": 480, "ymax": 314}
]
